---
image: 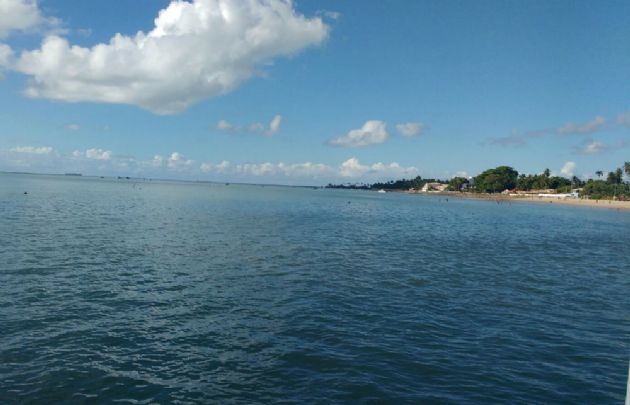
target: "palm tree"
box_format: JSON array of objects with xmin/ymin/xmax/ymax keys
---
[
  {"xmin": 571, "ymin": 176, "xmax": 581, "ymax": 188},
  {"xmin": 624, "ymin": 162, "xmax": 630, "ymax": 180},
  {"xmin": 595, "ymin": 170, "xmax": 603, "ymax": 179},
  {"xmin": 615, "ymin": 168, "xmax": 623, "ymax": 184}
]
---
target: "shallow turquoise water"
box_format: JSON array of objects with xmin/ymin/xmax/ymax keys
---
[{"xmin": 0, "ymin": 173, "xmax": 628, "ymax": 404}]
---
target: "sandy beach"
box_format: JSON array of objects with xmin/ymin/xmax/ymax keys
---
[{"xmin": 405, "ymin": 191, "xmax": 630, "ymax": 211}]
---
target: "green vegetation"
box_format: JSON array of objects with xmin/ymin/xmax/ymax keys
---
[
  {"xmin": 327, "ymin": 176, "xmax": 445, "ymax": 191},
  {"xmin": 580, "ymin": 163, "xmax": 630, "ymax": 200},
  {"xmin": 473, "ymin": 166, "xmax": 518, "ymax": 193},
  {"xmin": 371, "ymin": 176, "xmax": 445, "ymax": 191},
  {"xmin": 327, "ymin": 161, "xmax": 630, "ymax": 200},
  {"xmin": 515, "ymin": 170, "xmax": 574, "ymax": 192},
  {"xmin": 447, "ymin": 177, "xmax": 469, "ymax": 191}
]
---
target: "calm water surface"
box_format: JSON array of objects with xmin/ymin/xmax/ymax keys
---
[{"xmin": 1, "ymin": 173, "xmax": 628, "ymax": 404}]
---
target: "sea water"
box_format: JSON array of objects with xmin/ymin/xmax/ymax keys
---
[{"xmin": 1, "ymin": 173, "xmax": 628, "ymax": 404}]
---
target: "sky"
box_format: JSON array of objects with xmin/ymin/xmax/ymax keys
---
[{"xmin": 0, "ymin": 0, "xmax": 629, "ymax": 185}]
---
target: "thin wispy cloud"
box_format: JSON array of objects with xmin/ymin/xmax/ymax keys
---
[
  {"xmin": 617, "ymin": 111, "xmax": 630, "ymax": 127},
  {"xmin": 0, "ymin": 44, "xmax": 12, "ymax": 74},
  {"xmin": 395, "ymin": 122, "xmax": 425, "ymax": 137},
  {"xmin": 216, "ymin": 115, "xmax": 282, "ymax": 136},
  {"xmin": 580, "ymin": 141, "xmax": 607, "ymax": 155},
  {"xmin": 268, "ymin": 115, "xmax": 282, "ymax": 135},
  {"xmin": 489, "ymin": 131, "xmax": 529, "ymax": 147},
  {"xmin": 329, "ymin": 120, "xmax": 389, "ymax": 147},
  {"xmin": 490, "ymin": 115, "xmax": 611, "ymax": 147},
  {"xmin": 557, "ymin": 116, "xmax": 606, "ymax": 135},
  {"xmin": 64, "ymin": 123, "xmax": 79, "ymax": 130},
  {"xmin": 10, "ymin": 145, "xmax": 52, "ymax": 154},
  {"xmin": 316, "ymin": 10, "xmax": 341, "ymax": 21}
]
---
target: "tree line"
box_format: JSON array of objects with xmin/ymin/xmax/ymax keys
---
[{"xmin": 327, "ymin": 162, "xmax": 630, "ymax": 200}]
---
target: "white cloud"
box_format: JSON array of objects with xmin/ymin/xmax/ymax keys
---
[
  {"xmin": 560, "ymin": 161, "xmax": 576, "ymax": 177},
  {"xmin": 329, "ymin": 120, "xmax": 389, "ymax": 147},
  {"xmin": 167, "ymin": 151, "xmax": 194, "ymax": 169},
  {"xmin": 338, "ymin": 157, "xmax": 418, "ymax": 178},
  {"xmin": 268, "ymin": 114, "xmax": 282, "ymax": 135},
  {"xmin": 200, "ymin": 159, "xmax": 232, "ymax": 173},
  {"xmin": 395, "ymin": 122, "xmax": 424, "ymax": 137},
  {"xmin": 316, "ymin": 10, "xmax": 341, "ymax": 20},
  {"xmin": 216, "ymin": 114, "xmax": 281, "ymax": 136},
  {"xmin": 10, "ymin": 145, "xmax": 52, "ymax": 154},
  {"xmin": 14, "ymin": 0, "xmax": 328, "ymax": 114},
  {"xmin": 0, "ymin": 0, "xmax": 44, "ymax": 38},
  {"xmin": 2, "ymin": 145, "xmax": 427, "ymax": 185},
  {"xmin": 236, "ymin": 162, "xmax": 275, "ymax": 176},
  {"xmin": 242, "ymin": 161, "xmax": 331, "ymax": 177},
  {"xmin": 85, "ymin": 148, "xmax": 111, "ymax": 160},
  {"xmin": 557, "ymin": 116, "xmax": 606, "ymax": 135},
  {"xmin": 72, "ymin": 148, "xmax": 111, "ymax": 161},
  {"xmin": 581, "ymin": 141, "xmax": 607, "ymax": 154},
  {"xmin": 64, "ymin": 123, "xmax": 79, "ymax": 130},
  {"xmin": 216, "ymin": 120, "xmax": 233, "ymax": 130},
  {"xmin": 338, "ymin": 158, "xmax": 367, "ymax": 177},
  {"xmin": 150, "ymin": 155, "xmax": 164, "ymax": 167},
  {"xmin": 216, "ymin": 160, "xmax": 230, "ymax": 172},
  {"xmin": 0, "ymin": 43, "xmax": 13, "ymax": 68}
]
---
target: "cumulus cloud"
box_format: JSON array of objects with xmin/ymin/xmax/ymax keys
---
[
  {"xmin": 10, "ymin": 145, "xmax": 52, "ymax": 154},
  {"xmin": 395, "ymin": 122, "xmax": 424, "ymax": 137},
  {"xmin": 216, "ymin": 114, "xmax": 282, "ymax": 136},
  {"xmin": 560, "ymin": 161, "xmax": 576, "ymax": 177},
  {"xmin": 233, "ymin": 161, "xmax": 332, "ymax": 177},
  {"xmin": 73, "ymin": 148, "xmax": 111, "ymax": 160},
  {"xmin": 2, "ymin": 145, "xmax": 427, "ymax": 185},
  {"xmin": 329, "ymin": 120, "xmax": 389, "ymax": 147},
  {"xmin": 0, "ymin": 0, "xmax": 46, "ymax": 38},
  {"xmin": 167, "ymin": 152, "xmax": 194, "ymax": 169},
  {"xmin": 200, "ymin": 160, "xmax": 230, "ymax": 173},
  {"xmin": 150, "ymin": 155, "xmax": 164, "ymax": 167},
  {"xmin": 338, "ymin": 157, "xmax": 418, "ymax": 178},
  {"xmin": 14, "ymin": 0, "xmax": 328, "ymax": 114},
  {"xmin": 581, "ymin": 141, "xmax": 607, "ymax": 155},
  {"xmin": 557, "ymin": 116, "xmax": 606, "ymax": 135}
]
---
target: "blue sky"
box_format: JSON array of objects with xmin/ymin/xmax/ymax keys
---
[{"xmin": 0, "ymin": 0, "xmax": 629, "ymax": 184}]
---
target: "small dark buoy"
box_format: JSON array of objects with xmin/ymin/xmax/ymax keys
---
[{"xmin": 24, "ymin": 191, "xmax": 28, "ymax": 195}]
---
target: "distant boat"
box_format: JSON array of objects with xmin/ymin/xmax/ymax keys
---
[{"xmin": 377, "ymin": 189, "xmax": 386, "ymax": 193}]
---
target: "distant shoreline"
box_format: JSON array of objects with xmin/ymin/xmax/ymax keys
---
[{"xmin": 403, "ymin": 190, "xmax": 630, "ymax": 211}]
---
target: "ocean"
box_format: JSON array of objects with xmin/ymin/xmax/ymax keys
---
[{"xmin": 1, "ymin": 173, "xmax": 628, "ymax": 404}]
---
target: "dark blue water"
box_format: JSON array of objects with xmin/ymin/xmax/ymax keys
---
[{"xmin": 1, "ymin": 173, "xmax": 628, "ymax": 404}]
